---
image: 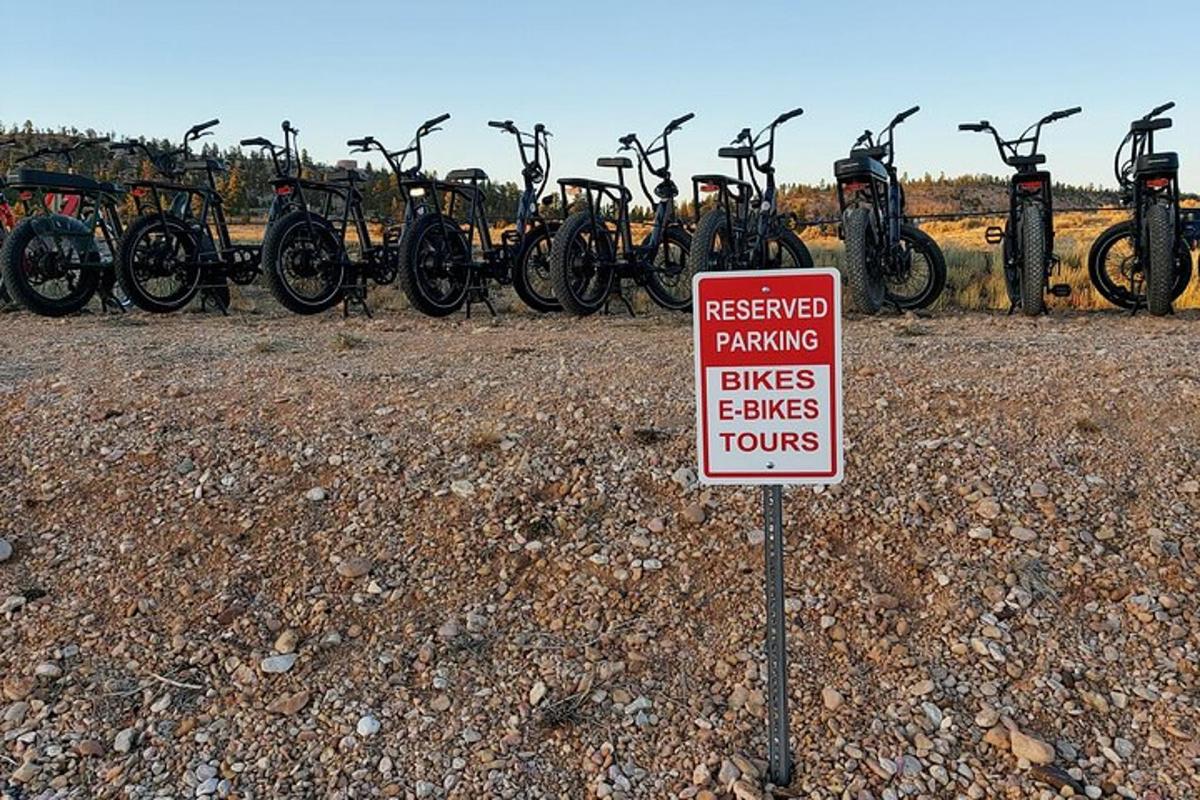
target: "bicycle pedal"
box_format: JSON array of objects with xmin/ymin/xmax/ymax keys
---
[{"xmin": 1049, "ymin": 283, "xmax": 1072, "ymax": 298}]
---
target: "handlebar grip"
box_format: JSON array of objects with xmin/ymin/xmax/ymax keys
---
[
  {"xmin": 958, "ymin": 123, "xmax": 984, "ymax": 132},
  {"xmin": 1050, "ymin": 106, "xmax": 1082, "ymax": 121},
  {"xmin": 896, "ymin": 105, "xmax": 920, "ymax": 122},
  {"xmin": 423, "ymin": 113, "xmax": 451, "ymax": 129},
  {"xmin": 190, "ymin": 119, "xmax": 220, "ymax": 134},
  {"xmin": 1149, "ymin": 101, "xmax": 1175, "ymax": 118},
  {"xmin": 347, "ymin": 138, "xmax": 371, "ymax": 147},
  {"xmin": 618, "ymin": 134, "xmax": 636, "ymax": 146},
  {"xmin": 487, "ymin": 120, "xmax": 511, "ymax": 129},
  {"xmin": 667, "ymin": 112, "xmax": 695, "ymax": 131},
  {"xmin": 240, "ymin": 137, "xmax": 269, "ymax": 147},
  {"xmin": 775, "ymin": 107, "xmax": 804, "ymax": 125}
]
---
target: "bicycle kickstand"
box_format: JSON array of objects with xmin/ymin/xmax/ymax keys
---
[
  {"xmin": 464, "ymin": 276, "xmax": 496, "ymax": 319},
  {"xmin": 602, "ymin": 282, "xmax": 636, "ymax": 318},
  {"xmin": 201, "ymin": 289, "xmax": 230, "ymax": 316}
]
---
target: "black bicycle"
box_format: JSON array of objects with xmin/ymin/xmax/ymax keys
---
[
  {"xmin": 549, "ymin": 114, "xmax": 696, "ymax": 315},
  {"xmin": 835, "ymin": 106, "xmax": 946, "ymax": 313},
  {"xmin": 261, "ymin": 117, "xmax": 443, "ymax": 315},
  {"xmin": 1088, "ymin": 102, "xmax": 1195, "ymax": 315},
  {"xmin": 396, "ymin": 118, "xmax": 561, "ymax": 316},
  {"xmin": 114, "ymin": 119, "xmax": 273, "ymax": 313},
  {"xmin": 687, "ymin": 108, "xmax": 813, "ymax": 279},
  {"xmin": 0, "ymin": 138, "xmax": 127, "ymax": 316},
  {"xmin": 959, "ymin": 107, "xmax": 1081, "ymax": 316}
]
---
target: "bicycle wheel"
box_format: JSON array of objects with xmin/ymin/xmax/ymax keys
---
[
  {"xmin": 0, "ymin": 217, "xmax": 100, "ymax": 317},
  {"xmin": 842, "ymin": 207, "xmax": 883, "ymax": 313},
  {"xmin": 764, "ymin": 226, "xmax": 813, "ymax": 270},
  {"xmin": 397, "ymin": 213, "xmax": 471, "ymax": 317},
  {"xmin": 1020, "ymin": 204, "xmax": 1046, "ymax": 316},
  {"xmin": 887, "ymin": 224, "xmax": 947, "ymax": 310},
  {"xmin": 261, "ymin": 209, "xmax": 345, "ymax": 314},
  {"xmin": 511, "ymin": 226, "xmax": 561, "ymax": 313},
  {"xmin": 116, "ymin": 214, "xmax": 202, "ymax": 313},
  {"xmin": 549, "ymin": 211, "xmax": 615, "ymax": 316},
  {"xmin": 688, "ymin": 209, "xmax": 736, "ymax": 274},
  {"xmin": 643, "ymin": 226, "xmax": 694, "ymax": 311},
  {"xmin": 1088, "ymin": 220, "xmax": 1190, "ymax": 310},
  {"xmin": 1145, "ymin": 202, "xmax": 1175, "ymax": 316}
]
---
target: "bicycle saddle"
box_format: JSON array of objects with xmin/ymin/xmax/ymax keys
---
[
  {"xmin": 718, "ymin": 146, "xmax": 752, "ymax": 159},
  {"xmin": 6, "ymin": 168, "xmax": 118, "ymax": 194},
  {"xmin": 1007, "ymin": 154, "xmax": 1046, "ymax": 168},
  {"xmin": 329, "ymin": 168, "xmax": 367, "ymax": 183},
  {"xmin": 445, "ymin": 168, "xmax": 488, "ymax": 182},
  {"xmin": 596, "ymin": 156, "xmax": 632, "ymax": 170},
  {"xmin": 834, "ymin": 155, "xmax": 888, "ymax": 182}
]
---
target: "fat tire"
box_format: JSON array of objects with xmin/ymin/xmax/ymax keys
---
[
  {"xmin": 549, "ymin": 211, "xmax": 614, "ymax": 316},
  {"xmin": 769, "ymin": 227, "xmax": 813, "ymax": 270},
  {"xmin": 510, "ymin": 226, "xmax": 560, "ymax": 313},
  {"xmin": 643, "ymin": 225, "xmax": 694, "ymax": 311},
  {"xmin": 1145, "ymin": 202, "xmax": 1175, "ymax": 316},
  {"xmin": 396, "ymin": 213, "xmax": 471, "ymax": 317},
  {"xmin": 261, "ymin": 209, "xmax": 344, "ymax": 315},
  {"xmin": 843, "ymin": 207, "xmax": 883, "ymax": 314},
  {"xmin": 115, "ymin": 213, "xmax": 202, "ymax": 313},
  {"xmin": 1020, "ymin": 205, "xmax": 1046, "ymax": 316},
  {"xmin": 0, "ymin": 218, "xmax": 99, "ymax": 317},
  {"xmin": 687, "ymin": 210, "xmax": 733, "ymax": 274}
]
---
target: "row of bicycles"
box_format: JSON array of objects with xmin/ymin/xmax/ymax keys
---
[{"xmin": 0, "ymin": 103, "xmax": 1195, "ymax": 320}]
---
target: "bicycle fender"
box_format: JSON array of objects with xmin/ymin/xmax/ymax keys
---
[{"xmin": 27, "ymin": 214, "xmax": 100, "ymax": 254}]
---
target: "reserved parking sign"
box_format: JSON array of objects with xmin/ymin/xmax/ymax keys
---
[{"xmin": 693, "ymin": 269, "xmax": 843, "ymax": 485}]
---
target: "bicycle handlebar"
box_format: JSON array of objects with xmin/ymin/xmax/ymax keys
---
[
  {"xmin": 958, "ymin": 122, "xmax": 987, "ymax": 132},
  {"xmin": 188, "ymin": 119, "xmax": 219, "ymax": 137},
  {"xmin": 1146, "ymin": 101, "xmax": 1175, "ymax": 119},
  {"xmin": 1045, "ymin": 106, "xmax": 1081, "ymax": 124},
  {"xmin": 240, "ymin": 137, "xmax": 270, "ymax": 147},
  {"xmin": 774, "ymin": 107, "xmax": 804, "ymax": 126},
  {"xmin": 893, "ymin": 105, "xmax": 920, "ymax": 125},
  {"xmin": 666, "ymin": 112, "xmax": 695, "ymax": 133},
  {"xmin": 421, "ymin": 113, "xmax": 450, "ymax": 133},
  {"xmin": 346, "ymin": 137, "xmax": 373, "ymax": 148}
]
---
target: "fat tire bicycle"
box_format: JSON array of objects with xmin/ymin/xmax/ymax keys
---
[
  {"xmin": 835, "ymin": 106, "xmax": 946, "ymax": 313},
  {"xmin": 260, "ymin": 117, "xmax": 442, "ymax": 315},
  {"xmin": 687, "ymin": 108, "xmax": 813, "ymax": 279},
  {"xmin": 549, "ymin": 113, "xmax": 696, "ymax": 315},
  {"xmin": 1088, "ymin": 102, "xmax": 1195, "ymax": 315},
  {"xmin": 396, "ymin": 117, "xmax": 561, "ymax": 316},
  {"xmin": 959, "ymin": 106, "xmax": 1081, "ymax": 316},
  {"xmin": 113, "ymin": 119, "xmax": 290, "ymax": 314},
  {"xmin": 0, "ymin": 138, "xmax": 127, "ymax": 317}
]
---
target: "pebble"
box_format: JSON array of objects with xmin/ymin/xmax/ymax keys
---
[
  {"xmin": 0, "ymin": 538, "xmax": 11, "ymax": 562},
  {"xmin": 113, "ymin": 727, "xmax": 137, "ymax": 754},
  {"xmin": 681, "ymin": 503, "xmax": 706, "ymax": 524},
  {"xmin": 336, "ymin": 556, "xmax": 373, "ymax": 578},
  {"xmin": 821, "ymin": 686, "xmax": 844, "ymax": 711},
  {"xmin": 1009, "ymin": 526, "xmax": 1037, "ymax": 542},
  {"xmin": 356, "ymin": 714, "xmax": 381, "ymax": 736},
  {"xmin": 529, "ymin": 681, "xmax": 547, "ymax": 706},
  {"xmin": 266, "ymin": 690, "xmax": 310, "ymax": 715},
  {"xmin": 274, "ymin": 628, "xmax": 299, "ymax": 654},
  {"xmin": 1009, "ymin": 729, "xmax": 1055, "ymax": 765},
  {"xmin": 304, "ymin": 486, "xmax": 327, "ymax": 502},
  {"xmin": 260, "ymin": 654, "xmax": 297, "ymax": 674}
]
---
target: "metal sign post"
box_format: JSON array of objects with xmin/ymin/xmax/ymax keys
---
[
  {"xmin": 762, "ymin": 483, "xmax": 790, "ymax": 785},
  {"xmin": 692, "ymin": 269, "xmax": 843, "ymax": 789}
]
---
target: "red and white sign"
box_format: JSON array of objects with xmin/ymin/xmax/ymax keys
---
[{"xmin": 693, "ymin": 269, "xmax": 843, "ymax": 485}]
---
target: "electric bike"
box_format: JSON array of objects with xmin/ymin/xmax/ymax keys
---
[
  {"xmin": 687, "ymin": 108, "xmax": 813, "ymax": 278},
  {"xmin": 959, "ymin": 106, "xmax": 1081, "ymax": 316},
  {"xmin": 260, "ymin": 117, "xmax": 447, "ymax": 315},
  {"xmin": 1088, "ymin": 102, "xmax": 1196, "ymax": 315},
  {"xmin": 835, "ymin": 106, "xmax": 946, "ymax": 313},
  {"xmin": 549, "ymin": 113, "xmax": 695, "ymax": 315},
  {"xmin": 395, "ymin": 118, "xmax": 561, "ymax": 316},
  {"xmin": 0, "ymin": 138, "xmax": 127, "ymax": 316}
]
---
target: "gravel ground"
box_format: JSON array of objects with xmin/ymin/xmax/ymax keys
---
[{"xmin": 1, "ymin": 303, "xmax": 1198, "ymax": 800}]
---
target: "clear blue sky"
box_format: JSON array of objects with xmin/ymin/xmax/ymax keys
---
[{"xmin": 3, "ymin": 0, "xmax": 1198, "ymax": 190}]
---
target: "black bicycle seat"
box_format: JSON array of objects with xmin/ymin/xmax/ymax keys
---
[
  {"xmin": 718, "ymin": 146, "xmax": 752, "ymax": 159},
  {"xmin": 596, "ymin": 156, "xmax": 632, "ymax": 170},
  {"xmin": 1007, "ymin": 154, "xmax": 1046, "ymax": 168},
  {"xmin": 445, "ymin": 167, "xmax": 488, "ymax": 182},
  {"xmin": 329, "ymin": 168, "xmax": 367, "ymax": 183},
  {"xmin": 6, "ymin": 168, "xmax": 117, "ymax": 194}
]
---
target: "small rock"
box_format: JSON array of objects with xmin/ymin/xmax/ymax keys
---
[
  {"xmin": 430, "ymin": 694, "xmax": 451, "ymax": 712},
  {"xmin": 437, "ymin": 620, "xmax": 462, "ymax": 641},
  {"xmin": 450, "ymin": 479, "xmax": 475, "ymax": 498},
  {"xmin": 717, "ymin": 758, "xmax": 741, "ymax": 785},
  {"xmin": 3, "ymin": 676, "xmax": 35, "ymax": 701},
  {"xmin": 975, "ymin": 707, "xmax": 999, "ymax": 728},
  {"xmin": 745, "ymin": 529, "xmax": 764, "ymax": 546},
  {"xmin": 356, "ymin": 714, "xmax": 381, "ymax": 737},
  {"xmin": 983, "ymin": 725, "xmax": 1009, "ymax": 749},
  {"xmin": 336, "ymin": 557, "xmax": 373, "ymax": 579},
  {"xmin": 1009, "ymin": 526, "xmax": 1037, "ymax": 542},
  {"xmin": 113, "ymin": 727, "xmax": 137, "ymax": 754},
  {"xmin": 76, "ymin": 739, "xmax": 105, "ymax": 758},
  {"xmin": 1029, "ymin": 481, "xmax": 1049, "ymax": 498},
  {"xmin": 266, "ymin": 690, "xmax": 310, "ymax": 715},
  {"xmin": 1030, "ymin": 764, "xmax": 1084, "ymax": 794},
  {"xmin": 692, "ymin": 762, "xmax": 711, "ymax": 786},
  {"xmin": 11, "ymin": 762, "xmax": 38, "ymax": 783},
  {"xmin": 1009, "ymin": 729, "xmax": 1055, "ymax": 765},
  {"xmin": 976, "ymin": 499, "xmax": 1001, "ymax": 519},
  {"xmin": 260, "ymin": 654, "xmax": 297, "ymax": 674},
  {"xmin": 821, "ymin": 686, "xmax": 844, "ymax": 711},
  {"xmin": 274, "ymin": 629, "xmax": 299, "ymax": 654},
  {"xmin": 0, "ymin": 538, "xmax": 11, "ymax": 563},
  {"xmin": 34, "ymin": 662, "xmax": 62, "ymax": 679},
  {"xmin": 529, "ymin": 681, "xmax": 547, "ymax": 706},
  {"xmin": 304, "ymin": 486, "xmax": 327, "ymax": 502},
  {"xmin": 681, "ymin": 503, "xmax": 706, "ymax": 525}
]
